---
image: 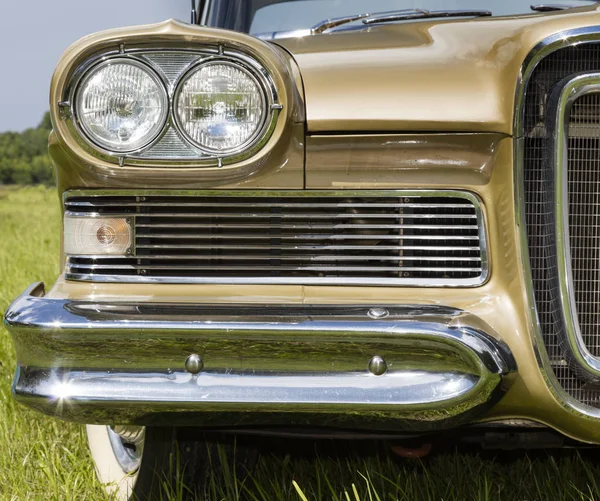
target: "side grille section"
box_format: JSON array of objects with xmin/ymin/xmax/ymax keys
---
[
  {"xmin": 522, "ymin": 43, "xmax": 600, "ymax": 407},
  {"xmin": 64, "ymin": 191, "xmax": 487, "ymax": 286},
  {"xmin": 568, "ymin": 92, "xmax": 600, "ymax": 360}
]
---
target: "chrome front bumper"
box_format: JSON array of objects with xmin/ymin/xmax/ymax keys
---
[{"xmin": 5, "ymin": 282, "xmax": 517, "ymax": 431}]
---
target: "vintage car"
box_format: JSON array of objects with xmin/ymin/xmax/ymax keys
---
[{"xmin": 5, "ymin": 0, "xmax": 600, "ymax": 498}]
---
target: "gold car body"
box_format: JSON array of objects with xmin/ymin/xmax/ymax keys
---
[{"xmin": 6, "ymin": 5, "xmax": 600, "ymax": 443}]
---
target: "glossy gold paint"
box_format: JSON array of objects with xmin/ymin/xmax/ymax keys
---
[
  {"xmin": 305, "ymin": 134, "xmax": 504, "ymax": 188},
  {"xmin": 49, "ymin": 20, "xmax": 305, "ymax": 188},
  {"xmin": 49, "ymin": 124, "xmax": 305, "ymax": 192},
  {"xmin": 276, "ymin": 5, "xmax": 600, "ymax": 133},
  {"xmin": 46, "ymin": 134, "xmax": 592, "ymax": 442},
  {"xmin": 43, "ymin": 9, "xmax": 600, "ymax": 443}
]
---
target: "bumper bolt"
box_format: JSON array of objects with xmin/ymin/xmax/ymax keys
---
[
  {"xmin": 368, "ymin": 356, "xmax": 387, "ymax": 376},
  {"xmin": 368, "ymin": 307, "xmax": 389, "ymax": 319},
  {"xmin": 185, "ymin": 354, "xmax": 204, "ymax": 374}
]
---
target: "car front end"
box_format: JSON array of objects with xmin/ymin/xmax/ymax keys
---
[{"xmin": 5, "ymin": 1, "xmax": 600, "ymax": 498}]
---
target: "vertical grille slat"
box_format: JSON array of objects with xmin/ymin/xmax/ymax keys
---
[
  {"xmin": 64, "ymin": 192, "xmax": 487, "ymax": 287},
  {"xmin": 523, "ymin": 44, "xmax": 600, "ymax": 408}
]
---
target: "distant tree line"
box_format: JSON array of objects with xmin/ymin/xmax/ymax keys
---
[{"xmin": 0, "ymin": 113, "xmax": 54, "ymax": 185}]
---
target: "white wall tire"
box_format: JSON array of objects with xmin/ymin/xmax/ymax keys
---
[
  {"xmin": 87, "ymin": 425, "xmax": 175, "ymax": 501},
  {"xmin": 87, "ymin": 425, "xmax": 141, "ymax": 500},
  {"xmin": 87, "ymin": 425, "xmax": 257, "ymax": 500}
]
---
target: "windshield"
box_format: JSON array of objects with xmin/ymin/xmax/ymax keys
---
[{"xmin": 206, "ymin": 0, "xmax": 598, "ymax": 35}]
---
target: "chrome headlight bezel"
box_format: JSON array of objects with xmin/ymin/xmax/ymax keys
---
[
  {"xmin": 70, "ymin": 57, "xmax": 170, "ymax": 156},
  {"xmin": 62, "ymin": 47, "xmax": 283, "ymax": 168},
  {"xmin": 172, "ymin": 57, "xmax": 272, "ymax": 157}
]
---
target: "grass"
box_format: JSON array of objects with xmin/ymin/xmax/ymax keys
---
[
  {"xmin": 0, "ymin": 186, "xmax": 105, "ymax": 499},
  {"xmin": 1, "ymin": 185, "xmax": 600, "ymax": 500}
]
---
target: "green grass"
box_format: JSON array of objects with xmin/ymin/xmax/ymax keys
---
[
  {"xmin": 1, "ymin": 186, "xmax": 600, "ymax": 500},
  {"xmin": 0, "ymin": 186, "xmax": 106, "ymax": 499}
]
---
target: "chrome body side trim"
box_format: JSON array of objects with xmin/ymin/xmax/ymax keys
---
[
  {"xmin": 4, "ymin": 283, "xmax": 516, "ymax": 429},
  {"xmin": 62, "ymin": 189, "xmax": 489, "ymax": 288},
  {"xmin": 514, "ymin": 27, "xmax": 600, "ymax": 420},
  {"xmin": 548, "ymin": 73, "xmax": 600, "ymax": 381}
]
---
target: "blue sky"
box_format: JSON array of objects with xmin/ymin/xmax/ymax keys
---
[{"xmin": 0, "ymin": 1, "xmax": 189, "ymax": 132}]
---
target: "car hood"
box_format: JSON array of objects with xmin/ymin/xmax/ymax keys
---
[{"xmin": 274, "ymin": 6, "xmax": 600, "ymax": 135}]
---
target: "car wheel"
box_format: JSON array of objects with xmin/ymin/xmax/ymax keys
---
[
  {"xmin": 87, "ymin": 424, "xmax": 178, "ymax": 501},
  {"xmin": 87, "ymin": 425, "xmax": 258, "ymax": 500}
]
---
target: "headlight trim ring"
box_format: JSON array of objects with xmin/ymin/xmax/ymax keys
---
[
  {"xmin": 172, "ymin": 57, "xmax": 272, "ymax": 157},
  {"xmin": 62, "ymin": 46, "xmax": 283, "ymax": 168},
  {"xmin": 72, "ymin": 57, "xmax": 170, "ymax": 155}
]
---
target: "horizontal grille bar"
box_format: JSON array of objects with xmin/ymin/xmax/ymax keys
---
[
  {"xmin": 69, "ymin": 255, "xmax": 482, "ymax": 263},
  {"xmin": 65, "ymin": 212, "xmax": 477, "ymax": 220},
  {"xmin": 68, "ymin": 263, "xmax": 483, "ymax": 272},
  {"xmin": 140, "ymin": 223, "xmax": 477, "ymax": 230},
  {"xmin": 130, "ymin": 251, "xmax": 481, "ymax": 261},
  {"xmin": 131, "ymin": 231, "xmax": 480, "ymax": 240},
  {"xmin": 64, "ymin": 191, "xmax": 488, "ymax": 287},
  {"xmin": 66, "ymin": 201, "xmax": 472, "ymax": 209},
  {"xmin": 120, "ymin": 242, "xmax": 480, "ymax": 250}
]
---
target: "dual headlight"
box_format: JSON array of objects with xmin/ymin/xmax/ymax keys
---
[{"xmin": 73, "ymin": 57, "xmax": 269, "ymax": 156}]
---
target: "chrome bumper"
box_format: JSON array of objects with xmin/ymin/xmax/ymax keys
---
[{"xmin": 5, "ymin": 282, "xmax": 517, "ymax": 431}]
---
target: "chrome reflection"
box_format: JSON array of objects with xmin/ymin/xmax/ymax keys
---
[
  {"xmin": 5, "ymin": 282, "xmax": 516, "ymax": 431},
  {"xmin": 61, "ymin": 189, "xmax": 489, "ymax": 288},
  {"xmin": 108, "ymin": 426, "xmax": 144, "ymax": 474},
  {"xmin": 514, "ymin": 26, "xmax": 600, "ymax": 421}
]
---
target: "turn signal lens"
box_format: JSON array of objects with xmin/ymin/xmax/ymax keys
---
[{"xmin": 64, "ymin": 216, "xmax": 132, "ymax": 255}]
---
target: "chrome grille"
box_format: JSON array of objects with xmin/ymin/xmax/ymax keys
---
[
  {"xmin": 568, "ymin": 92, "xmax": 600, "ymax": 358},
  {"xmin": 523, "ymin": 44, "xmax": 600, "ymax": 407},
  {"xmin": 64, "ymin": 191, "xmax": 487, "ymax": 286},
  {"xmin": 136, "ymin": 129, "xmax": 198, "ymax": 159},
  {"xmin": 141, "ymin": 52, "xmax": 198, "ymax": 81}
]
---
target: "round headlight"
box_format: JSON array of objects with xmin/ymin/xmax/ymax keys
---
[
  {"xmin": 175, "ymin": 61, "xmax": 267, "ymax": 154},
  {"xmin": 74, "ymin": 59, "xmax": 168, "ymax": 153}
]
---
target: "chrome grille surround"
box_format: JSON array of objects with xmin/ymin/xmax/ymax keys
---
[
  {"xmin": 546, "ymin": 73, "xmax": 600, "ymax": 382},
  {"xmin": 63, "ymin": 190, "xmax": 488, "ymax": 287},
  {"xmin": 516, "ymin": 27, "xmax": 600, "ymax": 414}
]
